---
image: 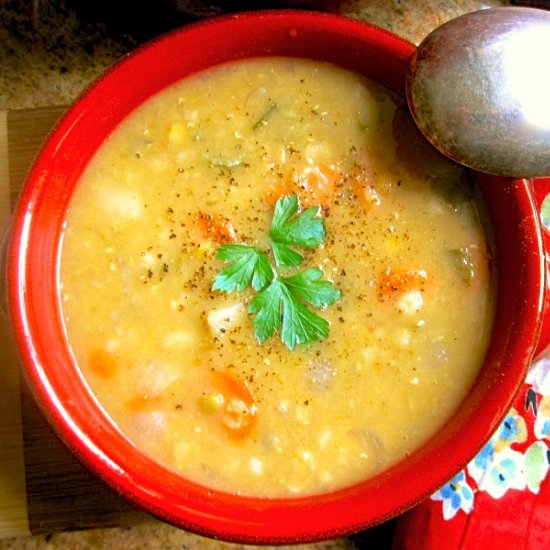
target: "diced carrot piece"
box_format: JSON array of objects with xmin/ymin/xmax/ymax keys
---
[
  {"xmin": 88, "ymin": 348, "xmax": 118, "ymax": 379},
  {"xmin": 298, "ymin": 163, "xmax": 339, "ymax": 208},
  {"xmin": 196, "ymin": 212, "xmax": 236, "ymax": 243},
  {"xmin": 267, "ymin": 180, "xmax": 296, "ymax": 206},
  {"xmin": 378, "ymin": 269, "xmax": 428, "ymax": 296},
  {"xmin": 350, "ymin": 163, "xmax": 382, "ymax": 209},
  {"xmin": 203, "ymin": 370, "xmax": 257, "ymax": 441},
  {"xmin": 125, "ymin": 394, "xmax": 162, "ymax": 412},
  {"xmin": 267, "ymin": 163, "xmax": 340, "ymax": 209}
]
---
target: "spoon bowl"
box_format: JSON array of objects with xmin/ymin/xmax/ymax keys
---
[{"xmin": 406, "ymin": 7, "xmax": 550, "ymax": 177}]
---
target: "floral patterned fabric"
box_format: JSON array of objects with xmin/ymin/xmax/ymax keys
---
[{"xmin": 393, "ymin": 356, "xmax": 550, "ymax": 549}]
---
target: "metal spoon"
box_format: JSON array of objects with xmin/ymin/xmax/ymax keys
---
[{"xmin": 406, "ymin": 7, "xmax": 550, "ymax": 178}]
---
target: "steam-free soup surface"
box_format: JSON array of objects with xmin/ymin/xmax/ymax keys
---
[{"xmin": 60, "ymin": 58, "xmax": 494, "ymax": 497}]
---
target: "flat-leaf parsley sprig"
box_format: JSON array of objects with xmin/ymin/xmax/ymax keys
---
[{"xmin": 212, "ymin": 194, "xmax": 341, "ymax": 350}]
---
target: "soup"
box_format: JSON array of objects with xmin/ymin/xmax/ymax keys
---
[{"xmin": 60, "ymin": 57, "xmax": 494, "ymax": 497}]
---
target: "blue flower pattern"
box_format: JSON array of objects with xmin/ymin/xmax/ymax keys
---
[
  {"xmin": 475, "ymin": 447, "xmax": 526, "ymax": 498},
  {"xmin": 498, "ymin": 414, "xmax": 524, "ymax": 443},
  {"xmin": 431, "ymin": 471, "xmax": 474, "ymax": 519},
  {"xmin": 431, "ymin": 356, "xmax": 550, "ymax": 519},
  {"xmin": 540, "ymin": 419, "xmax": 550, "ymax": 438},
  {"xmin": 471, "ymin": 439, "xmax": 495, "ymax": 472}
]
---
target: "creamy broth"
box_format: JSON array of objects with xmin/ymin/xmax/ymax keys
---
[{"xmin": 60, "ymin": 58, "xmax": 495, "ymax": 497}]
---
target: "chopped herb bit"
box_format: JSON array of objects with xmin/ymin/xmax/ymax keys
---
[{"xmin": 253, "ymin": 102, "xmax": 278, "ymax": 130}]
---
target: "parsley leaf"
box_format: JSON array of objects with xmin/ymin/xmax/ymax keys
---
[
  {"xmin": 249, "ymin": 271, "xmax": 339, "ymax": 351},
  {"xmin": 279, "ymin": 286, "xmax": 330, "ymax": 351},
  {"xmin": 269, "ymin": 240, "xmax": 304, "ymax": 268},
  {"xmin": 269, "ymin": 194, "xmax": 326, "ymax": 268},
  {"xmin": 213, "ymin": 244, "xmax": 273, "ymax": 292},
  {"xmin": 282, "ymin": 268, "xmax": 341, "ymax": 308},
  {"xmin": 248, "ymin": 279, "xmax": 283, "ymax": 344}
]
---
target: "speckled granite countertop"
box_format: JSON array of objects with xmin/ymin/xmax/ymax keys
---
[
  {"xmin": 0, "ymin": 0, "xmax": 510, "ymax": 548},
  {"xmin": 0, "ymin": 0, "xmax": 513, "ymax": 111}
]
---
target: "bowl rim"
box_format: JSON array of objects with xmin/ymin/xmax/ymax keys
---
[{"xmin": 5, "ymin": 9, "xmax": 544, "ymax": 544}]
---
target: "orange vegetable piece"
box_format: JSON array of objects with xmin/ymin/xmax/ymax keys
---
[
  {"xmin": 268, "ymin": 163, "xmax": 340, "ymax": 209},
  {"xmin": 207, "ymin": 370, "xmax": 257, "ymax": 441},
  {"xmin": 125, "ymin": 394, "xmax": 162, "ymax": 412},
  {"xmin": 379, "ymin": 269, "xmax": 428, "ymax": 296},
  {"xmin": 298, "ymin": 163, "xmax": 339, "ymax": 208},
  {"xmin": 350, "ymin": 163, "xmax": 382, "ymax": 209},
  {"xmin": 88, "ymin": 348, "xmax": 118, "ymax": 379},
  {"xmin": 267, "ymin": 180, "xmax": 296, "ymax": 206},
  {"xmin": 196, "ymin": 212, "xmax": 236, "ymax": 243}
]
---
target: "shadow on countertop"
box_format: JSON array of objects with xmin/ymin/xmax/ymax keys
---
[{"xmin": 59, "ymin": 1, "xmax": 337, "ymax": 43}]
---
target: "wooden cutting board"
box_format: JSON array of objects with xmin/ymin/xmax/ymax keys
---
[{"xmin": 0, "ymin": 108, "xmax": 150, "ymax": 538}]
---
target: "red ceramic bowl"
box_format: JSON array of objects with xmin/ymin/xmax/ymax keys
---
[{"xmin": 6, "ymin": 10, "xmax": 550, "ymax": 544}]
